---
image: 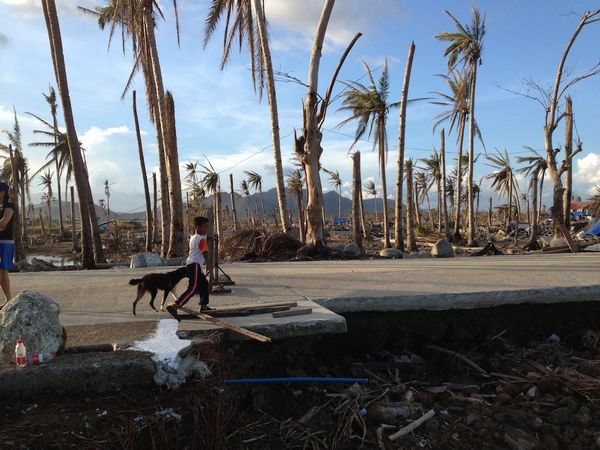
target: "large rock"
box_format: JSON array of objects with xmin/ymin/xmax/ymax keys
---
[
  {"xmin": 130, "ymin": 252, "xmax": 165, "ymax": 268},
  {"xmin": 343, "ymin": 243, "xmax": 362, "ymax": 257},
  {"xmin": 379, "ymin": 248, "xmax": 404, "ymax": 259},
  {"xmin": 431, "ymin": 239, "xmax": 455, "ymax": 258},
  {"xmin": 0, "ymin": 291, "xmax": 66, "ymax": 364}
]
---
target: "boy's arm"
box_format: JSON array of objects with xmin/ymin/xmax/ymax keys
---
[{"xmin": 203, "ymin": 250, "xmax": 213, "ymax": 283}]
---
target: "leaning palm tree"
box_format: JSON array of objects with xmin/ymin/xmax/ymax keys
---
[
  {"xmin": 43, "ymin": 0, "xmax": 105, "ymax": 267},
  {"xmin": 245, "ymin": 171, "xmax": 265, "ymax": 223},
  {"xmin": 486, "ymin": 149, "xmax": 518, "ymax": 232},
  {"xmin": 518, "ymin": 147, "xmax": 547, "ymax": 248},
  {"xmin": 436, "ymin": 4, "xmax": 486, "ymax": 246},
  {"xmin": 364, "ymin": 180, "xmax": 379, "ymax": 221},
  {"xmin": 38, "ymin": 171, "xmax": 54, "ymax": 227},
  {"xmin": 338, "ymin": 61, "xmax": 398, "ymax": 248},
  {"xmin": 204, "ymin": 0, "xmax": 289, "ymax": 233},
  {"xmin": 286, "ymin": 169, "xmax": 305, "ymax": 241},
  {"xmin": 324, "ymin": 169, "xmax": 343, "ymax": 218}
]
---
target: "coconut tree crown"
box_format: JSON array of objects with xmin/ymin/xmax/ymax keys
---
[{"xmin": 435, "ymin": 5, "xmax": 486, "ymax": 70}]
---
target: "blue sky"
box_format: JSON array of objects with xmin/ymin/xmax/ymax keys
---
[{"xmin": 1, "ymin": 0, "xmax": 599, "ymax": 213}]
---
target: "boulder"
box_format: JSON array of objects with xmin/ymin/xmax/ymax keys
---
[
  {"xmin": 165, "ymin": 257, "xmax": 185, "ymax": 267},
  {"xmin": 0, "ymin": 291, "xmax": 66, "ymax": 364},
  {"xmin": 431, "ymin": 239, "xmax": 455, "ymax": 258},
  {"xmin": 130, "ymin": 252, "xmax": 165, "ymax": 268},
  {"xmin": 343, "ymin": 243, "xmax": 362, "ymax": 257},
  {"xmin": 379, "ymin": 248, "xmax": 404, "ymax": 259}
]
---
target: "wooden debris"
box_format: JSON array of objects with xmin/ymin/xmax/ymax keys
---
[
  {"xmin": 272, "ymin": 308, "xmax": 313, "ymax": 318},
  {"xmin": 388, "ymin": 409, "xmax": 435, "ymax": 441},
  {"xmin": 179, "ymin": 306, "xmax": 271, "ymax": 343},
  {"xmin": 426, "ymin": 345, "xmax": 489, "ymax": 376}
]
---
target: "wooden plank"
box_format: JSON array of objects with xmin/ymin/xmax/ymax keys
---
[
  {"xmin": 272, "ymin": 308, "xmax": 313, "ymax": 318},
  {"xmin": 559, "ymin": 223, "xmax": 579, "ymax": 253},
  {"xmin": 211, "ymin": 302, "xmax": 298, "ymax": 315},
  {"xmin": 179, "ymin": 306, "xmax": 271, "ymax": 343}
]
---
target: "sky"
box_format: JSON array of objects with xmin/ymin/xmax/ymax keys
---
[{"xmin": 1, "ymin": 0, "xmax": 599, "ymax": 214}]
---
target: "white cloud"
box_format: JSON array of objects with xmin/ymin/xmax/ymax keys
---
[
  {"xmin": 0, "ymin": 33, "xmax": 8, "ymax": 48},
  {"xmin": 264, "ymin": 0, "xmax": 403, "ymax": 51},
  {"xmin": 80, "ymin": 126, "xmax": 132, "ymax": 152},
  {"xmin": 575, "ymin": 153, "xmax": 600, "ymax": 194},
  {"xmin": 0, "ymin": 0, "xmax": 96, "ymax": 19}
]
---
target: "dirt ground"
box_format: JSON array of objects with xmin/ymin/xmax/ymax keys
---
[{"xmin": 64, "ymin": 321, "xmax": 158, "ymax": 348}]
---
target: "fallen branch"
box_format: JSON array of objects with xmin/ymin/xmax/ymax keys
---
[
  {"xmin": 426, "ymin": 345, "xmax": 489, "ymax": 376},
  {"xmin": 388, "ymin": 409, "xmax": 435, "ymax": 441}
]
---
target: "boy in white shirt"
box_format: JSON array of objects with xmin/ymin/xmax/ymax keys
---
[{"xmin": 167, "ymin": 216, "xmax": 213, "ymax": 320}]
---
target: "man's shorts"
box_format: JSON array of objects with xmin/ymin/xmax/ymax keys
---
[{"xmin": 0, "ymin": 241, "xmax": 15, "ymax": 270}]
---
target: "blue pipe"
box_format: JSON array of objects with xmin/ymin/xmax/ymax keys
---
[{"xmin": 224, "ymin": 377, "xmax": 368, "ymax": 385}]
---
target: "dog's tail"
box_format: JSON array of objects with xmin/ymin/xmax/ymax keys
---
[{"xmin": 129, "ymin": 279, "xmax": 143, "ymax": 286}]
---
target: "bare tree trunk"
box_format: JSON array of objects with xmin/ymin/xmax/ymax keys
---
[
  {"xmin": 413, "ymin": 181, "xmax": 421, "ymax": 225},
  {"xmin": 440, "ymin": 129, "xmax": 450, "ymax": 240},
  {"xmin": 300, "ymin": 0, "xmax": 335, "ymax": 246},
  {"xmin": 230, "ymin": 174, "xmax": 239, "ymax": 231},
  {"xmin": 394, "ymin": 41, "xmax": 415, "ymax": 251},
  {"xmin": 538, "ymin": 170, "xmax": 545, "ymax": 222},
  {"xmin": 563, "ymin": 96, "xmax": 573, "ymax": 227},
  {"xmin": 488, "ymin": 197, "xmax": 492, "ymax": 233},
  {"xmin": 453, "ymin": 114, "xmax": 466, "ymax": 242},
  {"xmin": 379, "ymin": 119, "xmax": 391, "ymax": 248},
  {"xmin": 466, "ymin": 64, "xmax": 478, "ymax": 246},
  {"xmin": 132, "ymin": 90, "xmax": 153, "ymax": 252},
  {"xmin": 42, "ymin": 0, "xmax": 98, "ymax": 268},
  {"xmin": 507, "ymin": 174, "xmax": 513, "ymax": 232},
  {"xmin": 296, "ymin": 194, "xmax": 306, "ymax": 242},
  {"xmin": 164, "ymin": 92, "xmax": 184, "ymax": 257},
  {"xmin": 405, "ymin": 162, "xmax": 417, "ymax": 252},
  {"xmin": 526, "ymin": 171, "xmax": 539, "ymax": 249},
  {"xmin": 152, "ymin": 172, "xmax": 158, "ymax": 243},
  {"xmin": 253, "ymin": 0, "xmax": 290, "ymax": 233},
  {"xmin": 70, "ymin": 186, "xmax": 79, "ymax": 252},
  {"xmin": 51, "ymin": 103, "xmax": 64, "ymax": 235},
  {"xmin": 351, "ymin": 151, "xmax": 363, "ymax": 250},
  {"xmin": 359, "ymin": 189, "xmax": 367, "ymax": 238},
  {"xmin": 214, "ymin": 185, "xmax": 223, "ymax": 237}
]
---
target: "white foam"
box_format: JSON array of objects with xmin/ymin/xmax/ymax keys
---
[{"xmin": 131, "ymin": 319, "xmax": 191, "ymax": 368}]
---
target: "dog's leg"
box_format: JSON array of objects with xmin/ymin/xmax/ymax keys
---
[
  {"xmin": 132, "ymin": 286, "xmax": 145, "ymax": 316},
  {"xmin": 169, "ymin": 287, "xmax": 179, "ymax": 302},
  {"xmin": 160, "ymin": 289, "xmax": 170, "ymax": 312},
  {"xmin": 149, "ymin": 288, "xmax": 158, "ymax": 312}
]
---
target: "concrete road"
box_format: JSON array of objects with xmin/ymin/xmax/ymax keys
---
[{"xmin": 9, "ymin": 253, "xmax": 600, "ymax": 326}]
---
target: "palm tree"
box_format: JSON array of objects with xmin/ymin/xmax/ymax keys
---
[
  {"xmin": 200, "ymin": 161, "xmax": 222, "ymax": 236},
  {"xmin": 82, "ymin": 0, "xmax": 181, "ymax": 257},
  {"xmin": 43, "ymin": 0, "xmax": 105, "ymax": 267},
  {"xmin": 1, "ymin": 109, "xmax": 28, "ymax": 254},
  {"xmin": 446, "ymin": 175, "xmax": 456, "ymax": 218},
  {"xmin": 239, "ymin": 179, "xmax": 252, "ymax": 227},
  {"xmin": 204, "ymin": 0, "xmax": 289, "ymax": 233},
  {"xmin": 38, "ymin": 171, "xmax": 54, "ymax": 227},
  {"xmin": 104, "ymin": 179, "xmax": 111, "ymax": 221},
  {"xmin": 37, "ymin": 87, "xmax": 65, "ymax": 235},
  {"xmin": 415, "ymin": 171, "xmax": 432, "ymax": 225},
  {"xmin": 421, "ymin": 151, "xmax": 442, "ymax": 228},
  {"xmin": 486, "ymin": 149, "xmax": 518, "ymax": 232},
  {"xmin": 518, "ymin": 148, "xmax": 547, "ymax": 248},
  {"xmin": 338, "ymin": 61, "xmax": 399, "ymax": 248},
  {"xmin": 245, "ymin": 171, "xmax": 265, "ymax": 224},
  {"xmin": 364, "ymin": 180, "xmax": 379, "ymax": 220},
  {"xmin": 405, "ymin": 159, "xmax": 417, "ymax": 252},
  {"xmin": 286, "ymin": 169, "xmax": 305, "ymax": 241},
  {"xmin": 431, "ymin": 70, "xmax": 471, "ymax": 242},
  {"xmin": 436, "ymin": 5, "xmax": 485, "ymax": 246},
  {"xmin": 324, "ymin": 169, "xmax": 343, "ymax": 218}
]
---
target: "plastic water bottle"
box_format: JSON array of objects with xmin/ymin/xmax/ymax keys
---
[
  {"xmin": 15, "ymin": 339, "xmax": 27, "ymax": 368},
  {"xmin": 27, "ymin": 352, "xmax": 57, "ymax": 365}
]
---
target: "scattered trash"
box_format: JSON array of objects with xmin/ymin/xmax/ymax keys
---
[{"xmin": 547, "ymin": 333, "xmax": 561, "ymax": 343}]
